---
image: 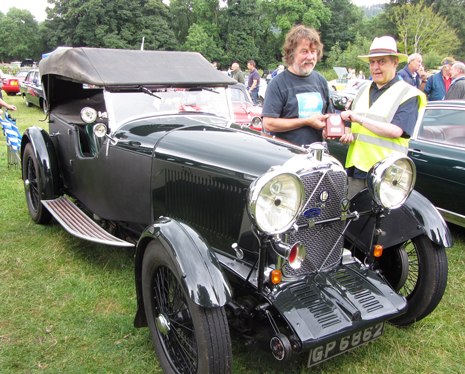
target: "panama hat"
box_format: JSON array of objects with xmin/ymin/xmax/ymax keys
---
[{"xmin": 358, "ymin": 36, "xmax": 408, "ymax": 63}]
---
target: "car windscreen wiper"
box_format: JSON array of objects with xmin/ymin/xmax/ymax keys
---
[{"xmin": 139, "ymin": 86, "xmax": 161, "ymax": 99}]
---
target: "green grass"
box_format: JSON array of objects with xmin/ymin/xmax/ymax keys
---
[{"xmin": 1, "ymin": 94, "xmax": 464, "ymax": 373}]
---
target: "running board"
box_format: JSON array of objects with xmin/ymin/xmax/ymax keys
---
[{"xmin": 42, "ymin": 196, "xmax": 135, "ymax": 247}]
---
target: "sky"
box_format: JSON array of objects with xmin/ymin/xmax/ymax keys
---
[
  {"xmin": 0, "ymin": 0, "xmax": 49, "ymax": 22},
  {"xmin": 0, "ymin": 0, "xmax": 389, "ymax": 23}
]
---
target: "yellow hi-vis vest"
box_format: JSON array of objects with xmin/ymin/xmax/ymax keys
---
[{"xmin": 345, "ymin": 80, "xmax": 427, "ymax": 172}]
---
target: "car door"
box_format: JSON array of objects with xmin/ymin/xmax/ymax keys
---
[
  {"xmin": 28, "ymin": 71, "xmax": 41, "ymax": 107},
  {"xmin": 408, "ymin": 106, "xmax": 465, "ymax": 216}
]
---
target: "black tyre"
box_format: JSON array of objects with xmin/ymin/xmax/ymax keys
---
[
  {"xmin": 142, "ymin": 241, "xmax": 232, "ymax": 374},
  {"xmin": 257, "ymin": 95, "xmax": 264, "ymax": 107},
  {"xmin": 22, "ymin": 143, "xmax": 52, "ymax": 224},
  {"xmin": 380, "ymin": 234, "xmax": 448, "ymax": 326}
]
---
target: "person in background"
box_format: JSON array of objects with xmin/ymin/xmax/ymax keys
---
[
  {"xmin": 262, "ymin": 24, "xmax": 332, "ymax": 146},
  {"xmin": 445, "ymin": 62, "xmax": 465, "ymax": 100},
  {"xmin": 247, "ymin": 60, "xmax": 260, "ymax": 105},
  {"xmin": 230, "ymin": 62, "xmax": 245, "ymax": 84},
  {"xmin": 423, "ymin": 57, "xmax": 455, "ymax": 101},
  {"xmin": 337, "ymin": 36, "xmax": 427, "ymax": 198},
  {"xmin": 212, "ymin": 61, "xmax": 218, "ymax": 69},
  {"xmin": 398, "ymin": 53, "xmax": 427, "ymax": 89},
  {"xmin": 357, "ymin": 70, "xmax": 366, "ymax": 79},
  {"xmin": 271, "ymin": 64, "xmax": 285, "ymax": 78}
]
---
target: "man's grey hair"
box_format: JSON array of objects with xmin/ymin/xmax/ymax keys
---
[
  {"xmin": 408, "ymin": 53, "xmax": 422, "ymax": 64},
  {"xmin": 453, "ymin": 62, "xmax": 465, "ymax": 75},
  {"xmin": 232, "ymin": 62, "xmax": 240, "ymax": 69}
]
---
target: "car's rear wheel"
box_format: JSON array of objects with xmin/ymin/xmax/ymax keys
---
[
  {"xmin": 380, "ymin": 234, "xmax": 448, "ymax": 326},
  {"xmin": 142, "ymin": 241, "xmax": 232, "ymax": 374},
  {"xmin": 22, "ymin": 143, "xmax": 52, "ymax": 224}
]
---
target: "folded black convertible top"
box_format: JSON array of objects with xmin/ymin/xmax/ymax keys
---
[{"xmin": 39, "ymin": 47, "xmax": 236, "ymax": 87}]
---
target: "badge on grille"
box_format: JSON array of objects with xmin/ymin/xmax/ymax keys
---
[
  {"xmin": 303, "ymin": 207, "xmax": 322, "ymax": 219},
  {"xmin": 341, "ymin": 198, "xmax": 350, "ymax": 212},
  {"xmin": 319, "ymin": 190, "xmax": 329, "ymax": 202}
]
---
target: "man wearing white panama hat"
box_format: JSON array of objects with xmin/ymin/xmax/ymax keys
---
[{"xmin": 336, "ymin": 36, "xmax": 427, "ymax": 198}]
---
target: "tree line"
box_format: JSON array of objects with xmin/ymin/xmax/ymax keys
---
[{"xmin": 0, "ymin": 0, "xmax": 463, "ymax": 72}]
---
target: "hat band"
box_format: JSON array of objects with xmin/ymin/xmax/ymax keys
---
[{"xmin": 369, "ymin": 48, "xmax": 397, "ymax": 55}]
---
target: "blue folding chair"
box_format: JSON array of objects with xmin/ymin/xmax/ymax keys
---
[{"xmin": 0, "ymin": 110, "xmax": 22, "ymax": 169}]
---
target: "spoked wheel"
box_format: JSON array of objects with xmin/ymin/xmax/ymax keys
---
[
  {"xmin": 142, "ymin": 241, "xmax": 232, "ymax": 374},
  {"xmin": 22, "ymin": 143, "xmax": 52, "ymax": 224},
  {"xmin": 379, "ymin": 234, "xmax": 448, "ymax": 326},
  {"xmin": 257, "ymin": 96, "xmax": 264, "ymax": 107}
]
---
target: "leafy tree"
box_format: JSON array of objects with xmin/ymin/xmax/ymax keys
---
[
  {"xmin": 182, "ymin": 23, "xmax": 223, "ymax": 61},
  {"xmin": 326, "ymin": 33, "xmax": 371, "ymax": 73},
  {"xmin": 224, "ymin": 0, "xmax": 262, "ymax": 68},
  {"xmin": 41, "ymin": 0, "xmax": 177, "ymax": 51},
  {"xmin": 389, "ymin": 0, "xmax": 459, "ymax": 56},
  {"xmin": 319, "ymin": 0, "xmax": 364, "ymax": 61}
]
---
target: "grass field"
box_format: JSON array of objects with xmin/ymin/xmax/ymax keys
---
[{"xmin": 1, "ymin": 94, "xmax": 464, "ymax": 373}]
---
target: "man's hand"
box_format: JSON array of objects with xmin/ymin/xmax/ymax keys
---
[
  {"xmin": 306, "ymin": 113, "xmax": 329, "ymax": 130},
  {"xmin": 6, "ymin": 104, "xmax": 17, "ymax": 111}
]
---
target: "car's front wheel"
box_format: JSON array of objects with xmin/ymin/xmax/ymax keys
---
[
  {"xmin": 380, "ymin": 234, "xmax": 448, "ymax": 326},
  {"xmin": 142, "ymin": 241, "xmax": 232, "ymax": 374},
  {"xmin": 22, "ymin": 143, "xmax": 52, "ymax": 224}
]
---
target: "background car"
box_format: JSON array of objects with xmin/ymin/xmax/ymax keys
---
[
  {"xmin": 229, "ymin": 83, "xmax": 262, "ymax": 130},
  {"xmin": 20, "ymin": 69, "xmax": 46, "ymax": 112},
  {"xmin": 327, "ymin": 100, "xmax": 465, "ymax": 227},
  {"xmin": 2, "ymin": 70, "xmax": 29, "ymax": 96},
  {"xmin": 330, "ymin": 80, "xmax": 370, "ymax": 111},
  {"xmin": 408, "ymin": 100, "xmax": 465, "ymax": 227}
]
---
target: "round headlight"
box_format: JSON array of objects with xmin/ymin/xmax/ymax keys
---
[
  {"xmin": 93, "ymin": 123, "xmax": 107, "ymax": 138},
  {"xmin": 341, "ymin": 97, "xmax": 348, "ymax": 104},
  {"xmin": 248, "ymin": 172, "xmax": 305, "ymax": 235},
  {"xmin": 251, "ymin": 116, "xmax": 262, "ymax": 128},
  {"xmin": 80, "ymin": 107, "xmax": 98, "ymax": 123},
  {"xmin": 367, "ymin": 154, "xmax": 416, "ymax": 209}
]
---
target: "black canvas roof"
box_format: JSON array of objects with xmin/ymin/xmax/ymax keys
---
[{"xmin": 39, "ymin": 47, "xmax": 235, "ymax": 87}]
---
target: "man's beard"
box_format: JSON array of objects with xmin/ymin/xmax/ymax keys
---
[{"xmin": 292, "ymin": 60, "xmax": 316, "ymax": 76}]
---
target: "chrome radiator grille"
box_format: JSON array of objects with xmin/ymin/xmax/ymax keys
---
[{"xmin": 284, "ymin": 169, "xmax": 347, "ymax": 276}]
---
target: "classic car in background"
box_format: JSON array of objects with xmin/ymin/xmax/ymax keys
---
[
  {"xmin": 2, "ymin": 70, "xmax": 29, "ymax": 96},
  {"xmin": 327, "ymin": 100, "xmax": 465, "ymax": 228},
  {"xmin": 21, "ymin": 48, "xmax": 451, "ymax": 373},
  {"xmin": 230, "ymin": 83, "xmax": 262, "ymax": 130},
  {"xmin": 408, "ymin": 100, "xmax": 465, "ymax": 227},
  {"xmin": 330, "ymin": 80, "xmax": 370, "ymax": 111},
  {"xmin": 20, "ymin": 69, "xmax": 47, "ymax": 112}
]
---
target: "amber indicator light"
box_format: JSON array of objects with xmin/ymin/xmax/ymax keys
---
[
  {"xmin": 374, "ymin": 245, "xmax": 383, "ymax": 257},
  {"xmin": 271, "ymin": 269, "xmax": 282, "ymax": 284}
]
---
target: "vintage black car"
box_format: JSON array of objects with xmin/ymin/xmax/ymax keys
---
[{"xmin": 21, "ymin": 48, "xmax": 452, "ymax": 373}]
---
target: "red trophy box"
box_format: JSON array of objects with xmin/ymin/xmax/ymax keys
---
[{"xmin": 326, "ymin": 114, "xmax": 344, "ymax": 138}]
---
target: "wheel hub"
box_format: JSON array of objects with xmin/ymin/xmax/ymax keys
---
[
  {"xmin": 156, "ymin": 313, "xmax": 171, "ymax": 335},
  {"xmin": 24, "ymin": 179, "xmax": 30, "ymax": 190}
]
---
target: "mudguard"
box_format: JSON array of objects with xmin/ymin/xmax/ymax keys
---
[
  {"xmin": 21, "ymin": 126, "xmax": 60, "ymax": 200},
  {"xmin": 134, "ymin": 217, "xmax": 232, "ymax": 328},
  {"xmin": 345, "ymin": 189, "xmax": 453, "ymax": 253}
]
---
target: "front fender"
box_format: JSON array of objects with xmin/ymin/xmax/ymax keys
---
[
  {"xmin": 346, "ymin": 190, "xmax": 453, "ymax": 253},
  {"xmin": 21, "ymin": 126, "xmax": 60, "ymax": 200},
  {"xmin": 134, "ymin": 217, "xmax": 232, "ymax": 328}
]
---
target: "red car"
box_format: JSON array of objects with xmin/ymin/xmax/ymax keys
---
[
  {"xmin": 2, "ymin": 70, "xmax": 29, "ymax": 96},
  {"xmin": 230, "ymin": 83, "xmax": 262, "ymax": 130}
]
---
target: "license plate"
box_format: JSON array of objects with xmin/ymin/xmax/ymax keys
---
[{"xmin": 307, "ymin": 322, "xmax": 384, "ymax": 368}]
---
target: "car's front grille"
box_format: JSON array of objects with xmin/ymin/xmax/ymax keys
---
[{"xmin": 284, "ymin": 170, "xmax": 347, "ymax": 277}]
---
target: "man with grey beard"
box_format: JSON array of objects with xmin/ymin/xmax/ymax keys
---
[{"xmin": 262, "ymin": 25, "xmax": 333, "ymax": 146}]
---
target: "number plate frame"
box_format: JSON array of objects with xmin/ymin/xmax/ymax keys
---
[{"xmin": 307, "ymin": 322, "xmax": 385, "ymax": 368}]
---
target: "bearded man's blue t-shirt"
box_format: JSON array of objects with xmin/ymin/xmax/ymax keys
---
[{"xmin": 262, "ymin": 69, "xmax": 333, "ymax": 146}]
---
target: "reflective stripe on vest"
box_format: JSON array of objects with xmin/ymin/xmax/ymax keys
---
[{"xmin": 346, "ymin": 81, "xmax": 426, "ymax": 172}]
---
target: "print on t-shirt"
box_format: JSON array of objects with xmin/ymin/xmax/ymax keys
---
[{"xmin": 296, "ymin": 92, "xmax": 323, "ymax": 118}]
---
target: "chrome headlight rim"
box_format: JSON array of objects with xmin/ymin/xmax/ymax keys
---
[
  {"xmin": 248, "ymin": 171, "xmax": 305, "ymax": 235},
  {"xmin": 251, "ymin": 116, "xmax": 262, "ymax": 127},
  {"xmin": 80, "ymin": 106, "xmax": 98, "ymax": 123},
  {"xmin": 367, "ymin": 153, "xmax": 416, "ymax": 210}
]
